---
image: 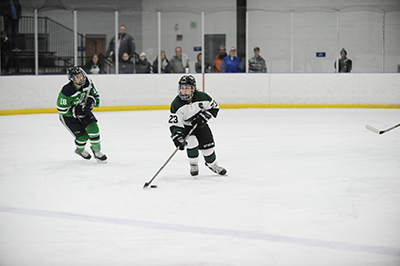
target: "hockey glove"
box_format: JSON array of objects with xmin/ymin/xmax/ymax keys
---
[
  {"xmin": 172, "ymin": 132, "xmax": 186, "ymax": 150},
  {"xmin": 191, "ymin": 111, "xmax": 212, "ymax": 128},
  {"xmin": 83, "ymin": 96, "xmax": 96, "ymax": 114},
  {"xmin": 72, "ymin": 104, "xmax": 86, "ymax": 119}
]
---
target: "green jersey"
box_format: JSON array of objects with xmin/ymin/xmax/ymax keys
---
[
  {"xmin": 56, "ymin": 78, "xmax": 100, "ymax": 117},
  {"xmin": 169, "ymin": 90, "xmax": 219, "ymax": 135}
]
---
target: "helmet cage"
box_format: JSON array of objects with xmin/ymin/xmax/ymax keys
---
[
  {"xmin": 178, "ymin": 85, "xmax": 195, "ymax": 101},
  {"xmin": 178, "ymin": 75, "xmax": 196, "ymax": 101},
  {"xmin": 68, "ymin": 67, "xmax": 87, "ymax": 87}
]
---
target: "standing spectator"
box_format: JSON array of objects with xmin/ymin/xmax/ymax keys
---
[
  {"xmin": 135, "ymin": 52, "xmax": 152, "ymax": 73},
  {"xmin": 119, "ymin": 52, "xmax": 134, "ymax": 74},
  {"xmin": 212, "ymin": 45, "xmax": 227, "ymax": 73},
  {"xmin": 195, "ymin": 53, "xmax": 210, "ymax": 73},
  {"xmin": 83, "ymin": 54, "xmax": 103, "ymax": 74},
  {"xmin": 169, "ymin": 46, "xmax": 189, "ymax": 73},
  {"xmin": 153, "ymin": 50, "xmax": 171, "ymax": 73},
  {"xmin": 0, "ymin": 0, "xmax": 21, "ymax": 52},
  {"xmin": 1, "ymin": 30, "xmax": 11, "ymax": 73},
  {"xmin": 106, "ymin": 25, "xmax": 135, "ymax": 63},
  {"xmin": 334, "ymin": 48, "xmax": 352, "ymax": 73},
  {"xmin": 249, "ymin": 46, "xmax": 267, "ymax": 73},
  {"xmin": 221, "ymin": 47, "xmax": 242, "ymax": 73}
]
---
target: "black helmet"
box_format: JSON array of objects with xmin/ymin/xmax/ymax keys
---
[
  {"xmin": 67, "ymin": 66, "xmax": 87, "ymax": 87},
  {"xmin": 178, "ymin": 75, "xmax": 196, "ymax": 101}
]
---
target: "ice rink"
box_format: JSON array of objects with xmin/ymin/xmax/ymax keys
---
[{"xmin": 0, "ymin": 108, "xmax": 399, "ymax": 266}]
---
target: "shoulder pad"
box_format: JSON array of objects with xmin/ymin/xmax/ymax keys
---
[
  {"xmin": 170, "ymin": 96, "xmax": 185, "ymax": 113},
  {"xmin": 61, "ymin": 82, "xmax": 77, "ymax": 97}
]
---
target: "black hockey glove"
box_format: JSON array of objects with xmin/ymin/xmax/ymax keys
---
[
  {"xmin": 191, "ymin": 111, "xmax": 212, "ymax": 128},
  {"xmin": 72, "ymin": 104, "xmax": 86, "ymax": 119},
  {"xmin": 83, "ymin": 96, "xmax": 96, "ymax": 113},
  {"xmin": 171, "ymin": 132, "xmax": 186, "ymax": 150}
]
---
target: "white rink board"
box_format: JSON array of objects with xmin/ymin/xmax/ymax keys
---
[{"xmin": 0, "ymin": 73, "xmax": 399, "ymax": 110}]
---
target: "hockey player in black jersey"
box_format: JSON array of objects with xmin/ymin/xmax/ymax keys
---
[
  {"xmin": 56, "ymin": 67, "xmax": 107, "ymax": 162},
  {"xmin": 168, "ymin": 75, "xmax": 227, "ymax": 176}
]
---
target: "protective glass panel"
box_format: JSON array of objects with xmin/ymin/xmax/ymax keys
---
[
  {"xmin": 293, "ymin": 11, "xmax": 337, "ymax": 73},
  {"xmin": 339, "ymin": 11, "xmax": 383, "ymax": 73},
  {"xmin": 248, "ymin": 10, "xmax": 292, "ymax": 73}
]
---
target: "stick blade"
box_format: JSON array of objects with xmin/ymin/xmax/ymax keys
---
[
  {"xmin": 143, "ymin": 182, "xmax": 150, "ymax": 188},
  {"xmin": 366, "ymin": 125, "xmax": 381, "ymax": 134}
]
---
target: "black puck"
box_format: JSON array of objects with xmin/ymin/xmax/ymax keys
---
[{"xmin": 150, "ymin": 185, "xmax": 157, "ymax": 188}]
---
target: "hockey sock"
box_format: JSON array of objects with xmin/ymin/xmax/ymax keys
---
[
  {"xmin": 86, "ymin": 122, "xmax": 101, "ymax": 152},
  {"xmin": 187, "ymin": 147, "xmax": 199, "ymax": 163},
  {"xmin": 75, "ymin": 133, "xmax": 89, "ymax": 152},
  {"xmin": 202, "ymin": 149, "xmax": 216, "ymax": 166}
]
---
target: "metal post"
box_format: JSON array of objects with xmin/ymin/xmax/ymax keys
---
[
  {"xmin": 382, "ymin": 11, "xmax": 385, "ymax": 73},
  {"xmin": 34, "ymin": 9, "xmax": 39, "ymax": 74},
  {"xmin": 73, "ymin": 10, "xmax": 78, "ymax": 66},
  {"xmin": 115, "ymin": 11, "xmax": 119, "ymax": 74},
  {"xmin": 158, "ymin": 11, "xmax": 161, "ymax": 74},
  {"xmin": 201, "ymin": 12, "xmax": 204, "ymax": 74},
  {"xmin": 246, "ymin": 11, "xmax": 249, "ymax": 73},
  {"xmin": 291, "ymin": 12, "xmax": 294, "ymax": 73},
  {"xmin": 336, "ymin": 11, "xmax": 339, "ymax": 73}
]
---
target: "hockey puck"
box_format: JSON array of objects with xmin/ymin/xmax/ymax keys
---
[{"xmin": 150, "ymin": 185, "xmax": 157, "ymax": 188}]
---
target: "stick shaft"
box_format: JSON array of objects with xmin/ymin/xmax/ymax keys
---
[
  {"xmin": 143, "ymin": 124, "xmax": 198, "ymax": 188},
  {"xmin": 144, "ymin": 147, "xmax": 179, "ymax": 187},
  {"xmin": 366, "ymin": 123, "xmax": 400, "ymax": 135}
]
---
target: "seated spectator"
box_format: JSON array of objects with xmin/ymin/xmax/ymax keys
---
[
  {"xmin": 249, "ymin": 47, "xmax": 267, "ymax": 73},
  {"xmin": 119, "ymin": 52, "xmax": 134, "ymax": 74},
  {"xmin": 213, "ymin": 45, "xmax": 227, "ymax": 73},
  {"xmin": 153, "ymin": 50, "xmax": 171, "ymax": 73},
  {"xmin": 135, "ymin": 52, "xmax": 152, "ymax": 73},
  {"xmin": 169, "ymin": 46, "xmax": 189, "ymax": 73},
  {"xmin": 195, "ymin": 53, "xmax": 210, "ymax": 73},
  {"xmin": 83, "ymin": 54, "xmax": 103, "ymax": 74},
  {"xmin": 221, "ymin": 47, "xmax": 242, "ymax": 73}
]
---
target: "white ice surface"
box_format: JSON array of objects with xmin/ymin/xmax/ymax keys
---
[{"xmin": 0, "ymin": 108, "xmax": 399, "ymax": 266}]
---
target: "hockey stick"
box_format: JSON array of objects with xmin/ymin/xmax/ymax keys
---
[
  {"xmin": 366, "ymin": 123, "xmax": 400, "ymax": 135},
  {"xmin": 143, "ymin": 124, "xmax": 198, "ymax": 188}
]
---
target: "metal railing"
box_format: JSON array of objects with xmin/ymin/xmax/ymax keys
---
[{"xmin": 1, "ymin": 16, "xmax": 114, "ymax": 75}]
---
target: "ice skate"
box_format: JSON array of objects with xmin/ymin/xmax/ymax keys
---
[
  {"xmin": 190, "ymin": 163, "xmax": 199, "ymax": 176},
  {"xmin": 91, "ymin": 147, "xmax": 107, "ymax": 163},
  {"xmin": 75, "ymin": 149, "xmax": 91, "ymax": 160},
  {"xmin": 206, "ymin": 162, "xmax": 227, "ymax": 176}
]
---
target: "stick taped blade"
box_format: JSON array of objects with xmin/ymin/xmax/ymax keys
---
[{"xmin": 366, "ymin": 125, "xmax": 381, "ymax": 134}]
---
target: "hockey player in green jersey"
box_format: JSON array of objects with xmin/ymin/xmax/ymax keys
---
[
  {"xmin": 57, "ymin": 67, "xmax": 107, "ymax": 162},
  {"xmin": 169, "ymin": 75, "xmax": 227, "ymax": 176}
]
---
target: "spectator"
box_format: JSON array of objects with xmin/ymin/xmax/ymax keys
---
[
  {"xmin": 221, "ymin": 47, "xmax": 242, "ymax": 73},
  {"xmin": 0, "ymin": 0, "xmax": 21, "ymax": 52},
  {"xmin": 152, "ymin": 50, "xmax": 171, "ymax": 73},
  {"xmin": 119, "ymin": 52, "xmax": 134, "ymax": 74},
  {"xmin": 249, "ymin": 46, "xmax": 267, "ymax": 73},
  {"xmin": 212, "ymin": 45, "xmax": 228, "ymax": 73},
  {"xmin": 169, "ymin": 46, "xmax": 189, "ymax": 73},
  {"xmin": 1, "ymin": 30, "xmax": 11, "ymax": 73},
  {"xmin": 135, "ymin": 52, "xmax": 152, "ymax": 73},
  {"xmin": 195, "ymin": 53, "xmax": 210, "ymax": 73},
  {"xmin": 83, "ymin": 54, "xmax": 103, "ymax": 74},
  {"xmin": 334, "ymin": 48, "xmax": 352, "ymax": 73},
  {"xmin": 106, "ymin": 25, "xmax": 136, "ymax": 63}
]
